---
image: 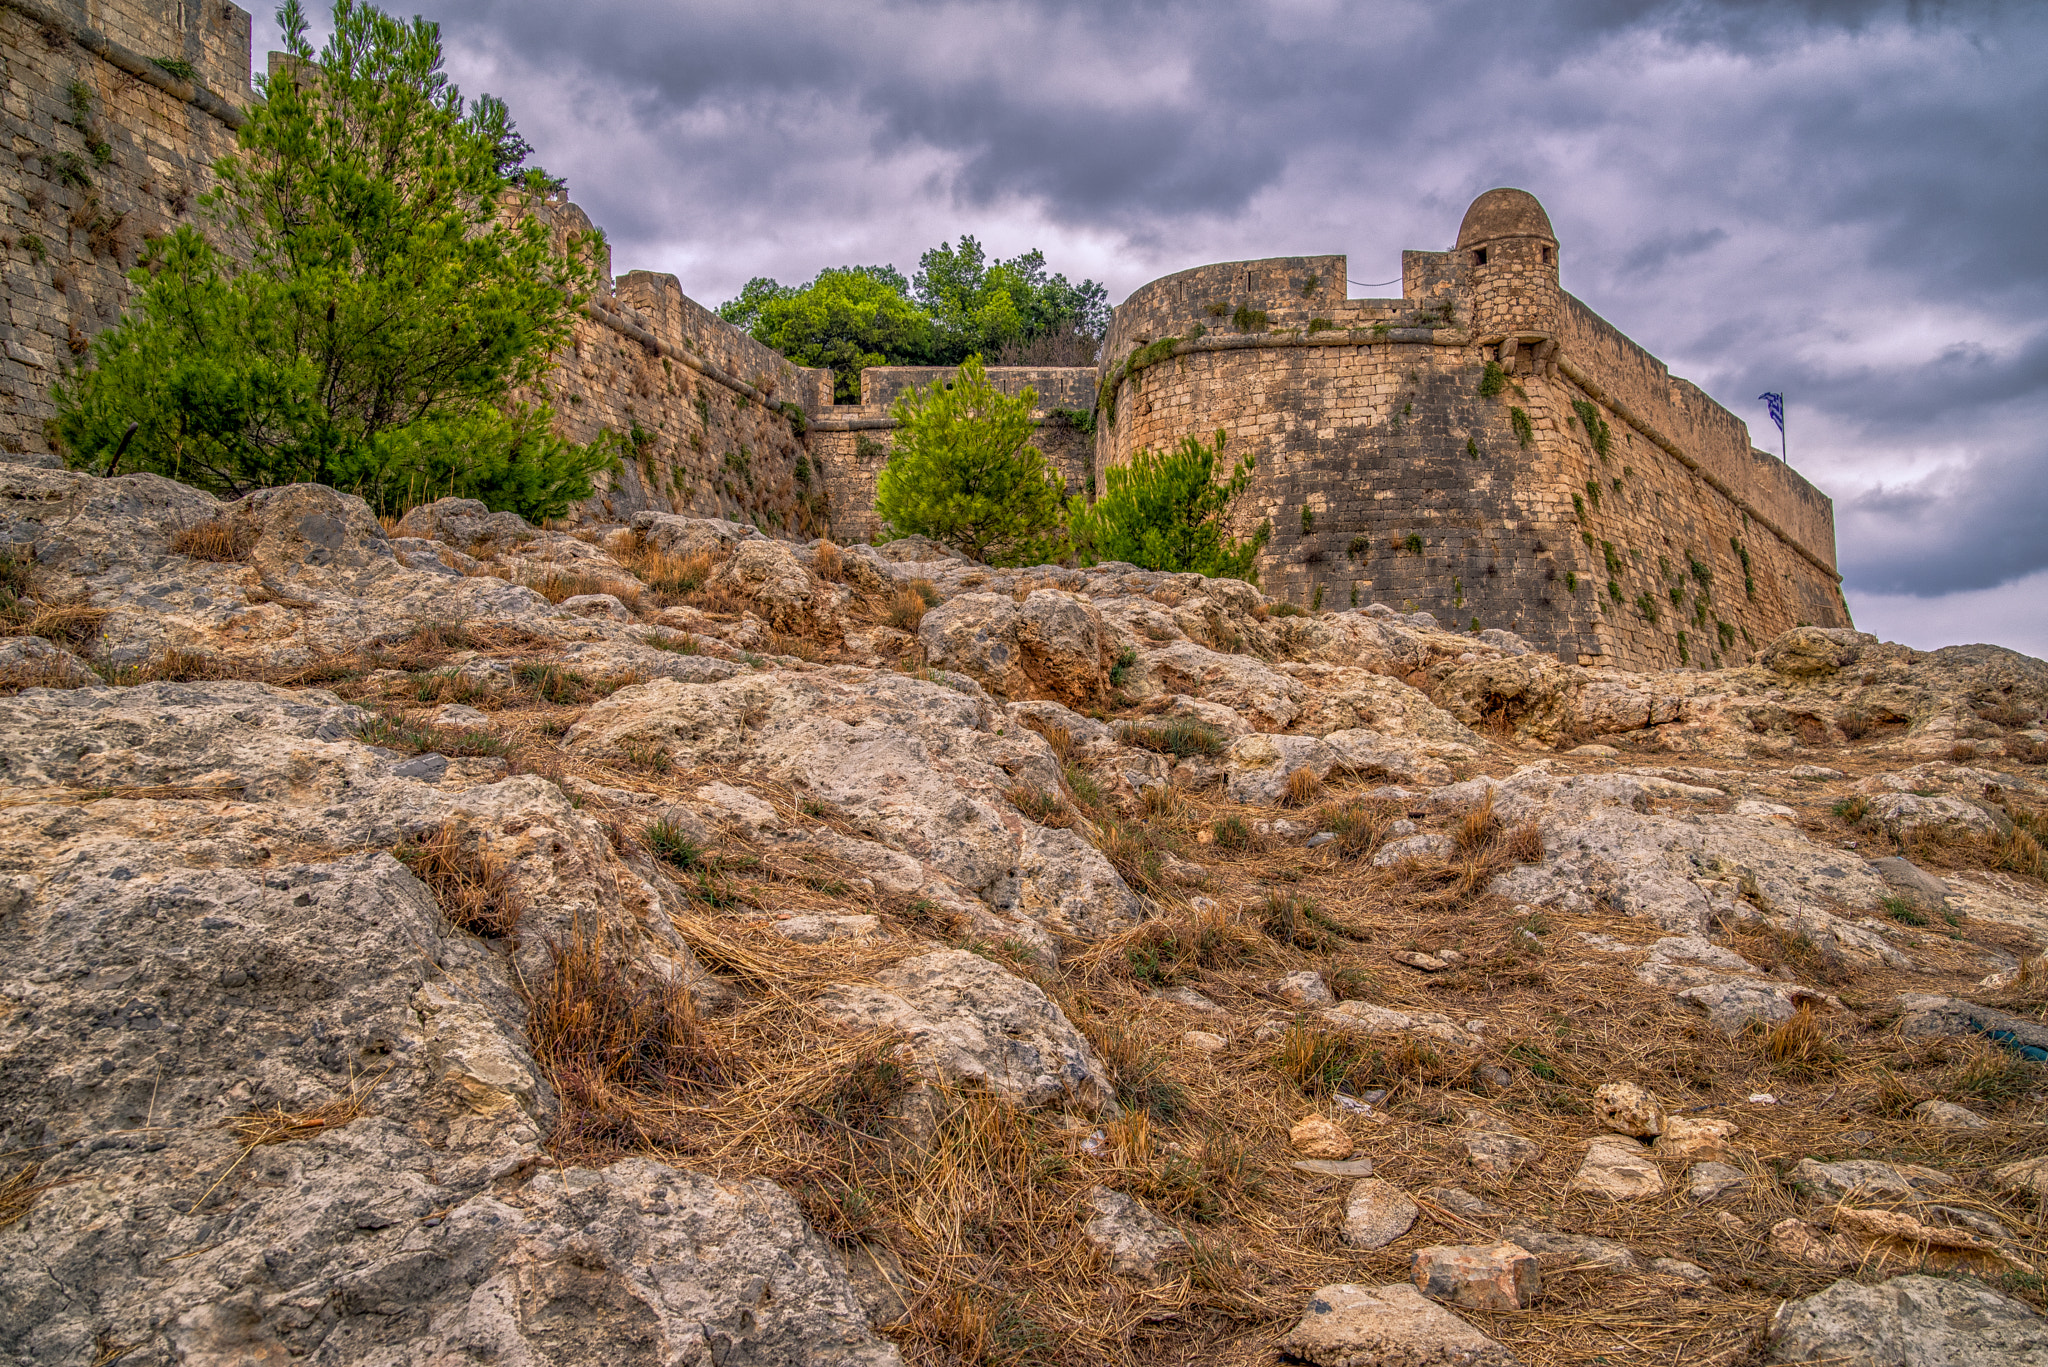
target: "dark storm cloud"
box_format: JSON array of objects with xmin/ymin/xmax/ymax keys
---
[
  {"xmin": 1840, "ymin": 436, "xmax": 2048, "ymax": 595},
  {"xmin": 263, "ymin": 0, "xmax": 2048, "ymax": 647}
]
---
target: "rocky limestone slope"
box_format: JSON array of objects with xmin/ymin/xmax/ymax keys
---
[{"xmin": 0, "ymin": 467, "xmax": 2045, "ymax": 1366}]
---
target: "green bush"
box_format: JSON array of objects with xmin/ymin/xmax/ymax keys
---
[
  {"xmin": 873, "ymin": 356, "xmax": 1067, "ymax": 565},
  {"xmin": 1070, "ymin": 428, "xmax": 1269, "ymax": 581},
  {"xmin": 52, "ymin": 0, "xmax": 613, "ymax": 521}
]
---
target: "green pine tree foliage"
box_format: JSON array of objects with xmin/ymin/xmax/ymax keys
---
[
  {"xmin": 873, "ymin": 357, "xmax": 1067, "ymax": 566},
  {"xmin": 52, "ymin": 0, "xmax": 615, "ymax": 520},
  {"xmin": 1071, "ymin": 429, "xmax": 1269, "ymax": 582}
]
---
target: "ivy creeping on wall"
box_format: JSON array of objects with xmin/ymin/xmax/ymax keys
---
[
  {"xmin": 1731, "ymin": 537, "xmax": 1757, "ymax": 600},
  {"xmin": 1570, "ymin": 397, "xmax": 1612, "ymax": 458},
  {"xmin": 1509, "ymin": 406, "xmax": 1534, "ymax": 448}
]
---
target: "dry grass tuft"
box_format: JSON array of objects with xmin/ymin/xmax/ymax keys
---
[
  {"xmin": 1322, "ymin": 797, "xmax": 1398, "ymax": 860},
  {"xmin": 641, "ymin": 549, "xmax": 718, "ymax": 597},
  {"xmin": 813, "ymin": 539, "xmax": 845, "ymax": 582},
  {"xmin": 396, "ymin": 823, "xmax": 525, "ymax": 938},
  {"xmin": 227, "ymin": 1075, "xmax": 383, "ymax": 1147},
  {"xmin": 0, "ymin": 1161, "xmax": 65, "ymax": 1231},
  {"xmin": 1018, "ymin": 715, "xmax": 1076, "ymax": 764},
  {"xmin": 886, "ymin": 585, "xmax": 933, "ymax": 631},
  {"xmin": 0, "ymin": 655, "xmax": 92, "ymax": 693},
  {"xmin": 1761, "ymin": 1004, "xmax": 1840, "ymax": 1077},
  {"xmin": 169, "ymin": 518, "xmax": 255, "ymax": 562},
  {"xmin": 1283, "ymin": 766, "xmax": 1324, "ymax": 807},
  {"xmin": 532, "ymin": 920, "xmax": 728, "ymax": 1159},
  {"xmin": 8, "ymin": 605, "xmax": 109, "ymax": 646},
  {"xmin": 1005, "ymin": 783, "xmax": 1074, "ymax": 828}
]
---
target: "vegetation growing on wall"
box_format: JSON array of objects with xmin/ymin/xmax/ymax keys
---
[
  {"xmin": 1509, "ymin": 406, "xmax": 1534, "ymax": 448},
  {"xmin": 1731, "ymin": 537, "xmax": 1757, "ymax": 599},
  {"xmin": 1570, "ymin": 397, "xmax": 1612, "ymax": 458},
  {"xmin": 52, "ymin": 0, "xmax": 614, "ymax": 520}
]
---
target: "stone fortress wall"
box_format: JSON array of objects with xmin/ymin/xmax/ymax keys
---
[
  {"xmin": 0, "ymin": 0, "xmax": 254, "ymax": 458},
  {"xmin": 1090, "ymin": 190, "xmax": 1851, "ymax": 670},
  {"xmin": 0, "ymin": 2, "xmax": 1848, "ymax": 672}
]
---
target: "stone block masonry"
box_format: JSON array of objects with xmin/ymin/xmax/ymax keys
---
[
  {"xmin": 1091, "ymin": 189, "xmax": 1852, "ymax": 671},
  {"xmin": 0, "ymin": 0, "xmax": 252, "ymax": 458}
]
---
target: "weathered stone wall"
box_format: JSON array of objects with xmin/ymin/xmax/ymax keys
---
[
  {"xmin": 517, "ymin": 198, "xmax": 834, "ymax": 532},
  {"xmin": 0, "ymin": 0, "xmax": 252, "ymax": 459},
  {"xmin": 858, "ymin": 365, "xmax": 1096, "ymax": 411},
  {"xmin": 1093, "ymin": 225, "xmax": 1850, "ymax": 671}
]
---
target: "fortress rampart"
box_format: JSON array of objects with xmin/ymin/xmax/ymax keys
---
[
  {"xmin": 1090, "ymin": 190, "xmax": 1850, "ymax": 669},
  {"xmin": 0, "ymin": 6, "xmax": 1845, "ymax": 672}
]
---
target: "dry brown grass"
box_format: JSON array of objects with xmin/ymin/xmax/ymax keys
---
[
  {"xmin": 1019, "ymin": 715, "xmax": 1077, "ymax": 765},
  {"xmin": 531, "ymin": 918, "xmax": 730, "ymax": 1157},
  {"xmin": 169, "ymin": 518, "xmax": 255, "ymax": 562},
  {"xmin": 3, "ymin": 604, "xmax": 109, "ymax": 646},
  {"xmin": 0, "ymin": 655, "xmax": 91, "ymax": 692},
  {"xmin": 813, "ymin": 539, "xmax": 846, "ymax": 582},
  {"xmin": 226, "ymin": 1076, "xmax": 383, "ymax": 1148},
  {"xmin": 397, "ymin": 822, "xmax": 526, "ymax": 938},
  {"xmin": 1282, "ymin": 766, "xmax": 1324, "ymax": 807},
  {"xmin": 0, "ymin": 1161, "xmax": 65, "ymax": 1231}
]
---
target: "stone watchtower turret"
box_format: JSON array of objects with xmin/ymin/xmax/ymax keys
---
[{"xmin": 1457, "ymin": 187, "xmax": 1562, "ymax": 377}]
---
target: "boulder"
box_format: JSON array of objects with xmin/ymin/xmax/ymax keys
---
[
  {"xmin": 629, "ymin": 510, "xmax": 767, "ymax": 557},
  {"xmin": 817, "ymin": 950, "xmax": 1115, "ymax": 1112},
  {"xmin": 1868, "ymin": 791, "xmax": 2005, "ymax": 840},
  {"xmin": 1766, "ymin": 1274, "xmax": 2048, "ymax": 1365},
  {"xmin": 918, "ymin": 590, "xmax": 1109, "ymax": 706},
  {"xmin": 710, "ymin": 537, "xmax": 842, "ymax": 633},
  {"xmin": 1271, "ymin": 970, "xmax": 1335, "ymax": 1007},
  {"xmin": 0, "ymin": 634, "xmax": 99, "ymax": 689},
  {"xmin": 392, "ymin": 495, "xmax": 534, "ymax": 547},
  {"xmin": 1140, "ymin": 640, "xmax": 1304, "ymax": 730},
  {"xmin": 1871, "ymin": 855, "xmax": 1952, "ymax": 910},
  {"xmin": 1502, "ymin": 1226, "xmax": 1639, "ymax": 1273},
  {"xmin": 1223, "ymin": 731, "xmax": 1338, "ymax": 804},
  {"xmin": 1291, "ymin": 1116, "xmax": 1354, "ymax": 1160},
  {"xmin": 1913, "ymin": 1099, "xmax": 1990, "ymax": 1129},
  {"xmin": 0, "ymin": 469, "xmax": 562, "ymax": 667},
  {"xmin": 1759, "ymin": 626, "xmax": 1873, "ymax": 677},
  {"xmin": 1788, "ymin": 1158, "xmax": 1953, "ymax": 1203},
  {"xmin": 1592, "ymin": 1081, "xmax": 1666, "ymax": 1138},
  {"xmin": 1770, "ymin": 1218, "xmax": 1859, "ymax": 1269},
  {"xmin": 0, "ymin": 682, "xmax": 896, "ymax": 1367},
  {"xmin": 1082, "ymin": 1186, "xmax": 1189, "ymax": 1283},
  {"xmin": 1281, "ymin": 1283, "xmax": 1519, "ymax": 1367},
  {"xmin": 1411, "ymin": 1243, "xmax": 1540, "ymax": 1311},
  {"xmin": 565, "ymin": 670, "xmax": 1142, "ymax": 941},
  {"xmin": 1990, "ymin": 1156, "xmax": 2048, "ymax": 1201},
  {"xmin": 1654, "ymin": 1116, "xmax": 1738, "ymax": 1161},
  {"xmin": 1343, "ymin": 1178, "xmax": 1420, "ymax": 1250},
  {"xmin": 1568, "ymin": 1136, "xmax": 1665, "ymax": 1199}
]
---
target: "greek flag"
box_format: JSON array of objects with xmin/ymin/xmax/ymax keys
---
[{"xmin": 1758, "ymin": 392, "xmax": 1784, "ymax": 434}]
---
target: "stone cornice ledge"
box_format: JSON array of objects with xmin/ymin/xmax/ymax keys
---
[
  {"xmin": 1557, "ymin": 358, "xmax": 1841, "ymax": 585},
  {"xmin": 4, "ymin": 0, "xmax": 248, "ymax": 129}
]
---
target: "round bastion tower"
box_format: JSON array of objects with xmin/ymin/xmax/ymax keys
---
[{"xmin": 1456, "ymin": 188, "xmax": 1562, "ymax": 377}]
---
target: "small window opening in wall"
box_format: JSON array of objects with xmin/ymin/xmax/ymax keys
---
[
  {"xmin": 1541, "ymin": 247, "xmax": 1551, "ymax": 264},
  {"xmin": 1472, "ymin": 248, "xmax": 1488, "ymax": 266}
]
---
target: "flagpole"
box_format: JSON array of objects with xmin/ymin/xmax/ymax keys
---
[{"xmin": 1780, "ymin": 398, "xmax": 1787, "ymax": 463}]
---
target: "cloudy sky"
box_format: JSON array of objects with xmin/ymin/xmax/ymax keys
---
[{"xmin": 266, "ymin": 0, "xmax": 2048, "ymax": 656}]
